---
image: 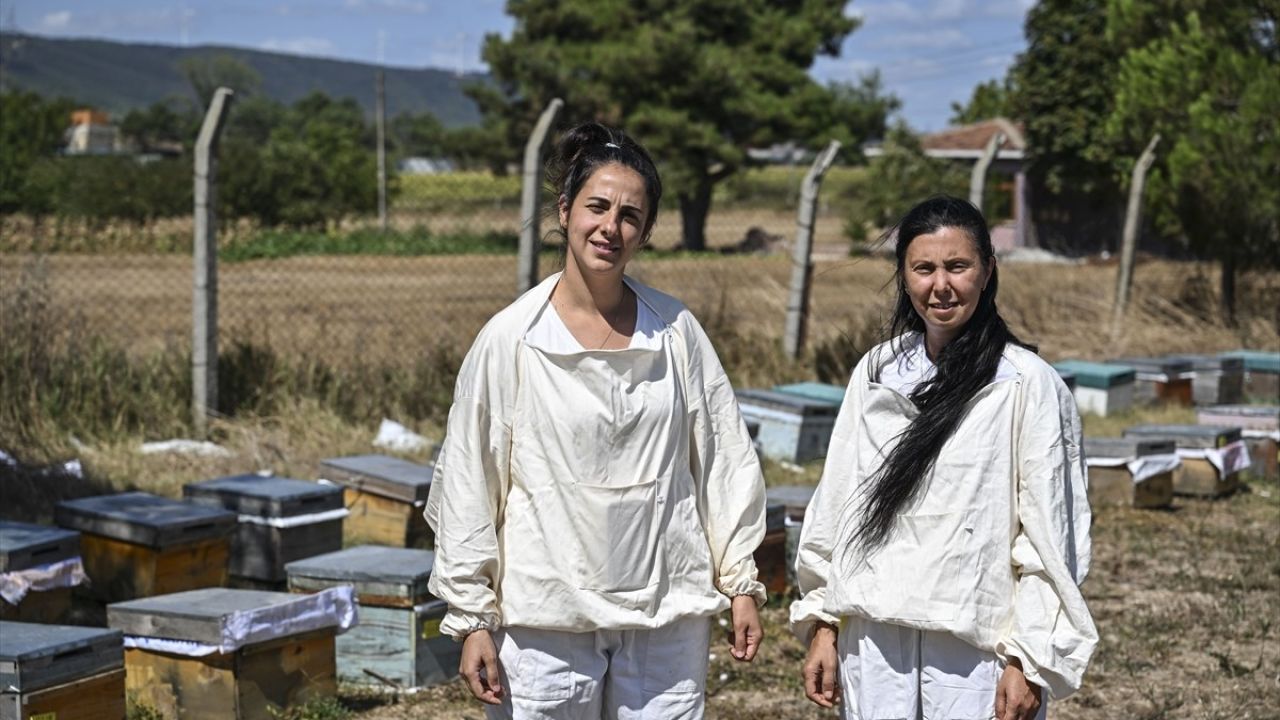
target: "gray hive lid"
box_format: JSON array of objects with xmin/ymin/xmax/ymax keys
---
[
  {"xmin": 107, "ymin": 588, "xmax": 319, "ymax": 645},
  {"xmin": 0, "ymin": 521, "xmax": 80, "ymax": 572},
  {"xmin": 318, "ymin": 454, "xmax": 434, "ymax": 504},
  {"xmin": 1084, "ymin": 436, "xmax": 1176, "ymax": 459},
  {"xmin": 285, "ymin": 545, "xmax": 434, "ymax": 604},
  {"xmin": 54, "ymin": 492, "xmax": 237, "ymax": 548},
  {"xmin": 0, "ymin": 621, "xmax": 122, "ymax": 692},
  {"xmin": 1123, "ymin": 424, "xmax": 1242, "ymax": 449},
  {"xmin": 1108, "ymin": 356, "xmax": 1193, "ymax": 378},
  {"xmin": 1167, "ymin": 354, "xmax": 1244, "ymax": 373},
  {"xmin": 1196, "ymin": 405, "xmax": 1279, "ymax": 432},
  {"xmin": 183, "ymin": 474, "xmax": 343, "ymax": 519},
  {"xmin": 1219, "ymin": 350, "xmax": 1280, "ymax": 374},
  {"xmin": 736, "ymin": 389, "xmax": 839, "ymax": 418},
  {"xmin": 766, "ymin": 485, "xmax": 817, "ymax": 521}
]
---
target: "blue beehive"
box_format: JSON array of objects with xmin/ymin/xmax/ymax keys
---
[{"xmin": 735, "ymin": 390, "xmax": 838, "ymax": 463}]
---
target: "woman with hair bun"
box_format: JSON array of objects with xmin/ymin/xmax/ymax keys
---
[
  {"xmin": 426, "ymin": 122, "xmax": 766, "ymax": 719},
  {"xmin": 791, "ymin": 195, "xmax": 1096, "ymax": 720}
]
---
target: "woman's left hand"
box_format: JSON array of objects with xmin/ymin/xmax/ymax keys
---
[
  {"xmin": 728, "ymin": 594, "xmax": 762, "ymax": 662},
  {"xmin": 995, "ymin": 658, "xmax": 1042, "ymax": 720}
]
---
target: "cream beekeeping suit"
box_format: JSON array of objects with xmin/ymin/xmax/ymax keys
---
[
  {"xmin": 425, "ymin": 273, "xmax": 767, "ymax": 640},
  {"xmin": 791, "ymin": 337, "xmax": 1097, "ymax": 701}
]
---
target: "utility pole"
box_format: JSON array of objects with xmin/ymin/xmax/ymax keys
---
[{"xmin": 376, "ymin": 70, "xmax": 387, "ymax": 233}]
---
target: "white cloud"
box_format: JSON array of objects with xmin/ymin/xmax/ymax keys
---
[
  {"xmin": 870, "ymin": 28, "xmax": 971, "ymax": 50},
  {"xmin": 40, "ymin": 11, "xmax": 72, "ymax": 30},
  {"xmin": 343, "ymin": 0, "xmax": 429, "ymax": 13},
  {"xmin": 260, "ymin": 37, "xmax": 337, "ymax": 55},
  {"xmin": 859, "ymin": 1, "xmax": 923, "ymax": 24}
]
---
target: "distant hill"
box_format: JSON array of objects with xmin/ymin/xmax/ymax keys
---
[{"xmin": 0, "ymin": 33, "xmax": 484, "ymax": 126}]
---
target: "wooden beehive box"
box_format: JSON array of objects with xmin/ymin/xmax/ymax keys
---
[
  {"xmin": 1123, "ymin": 424, "xmax": 1245, "ymax": 497},
  {"xmin": 54, "ymin": 492, "xmax": 235, "ymax": 602},
  {"xmin": 286, "ymin": 545, "xmax": 460, "ymax": 690},
  {"xmin": 183, "ymin": 475, "xmax": 345, "ymax": 585},
  {"xmin": 318, "ymin": 455, "xmax": 434, "ymax": 548},
  {"xmin": 1053, "ymin": 361, "xmax": 1136, "ymax": 416},
  {"xmin": 766, "ymin": 485, "xmax": 816, "ymax": 591},
  {"xmin": 1197, "ymin": 405, "xmax": 1280, "ymax": 481},
  {"xmin": 109, "ymin": 588, "xmax": 344, "ymax": 720},
  {"xmin": 754, "ymin": 501, "xmax": 789, "ymax": 595},
  {"xmin": 1108, "ymin": 357, "xmax": 1194, "ymax": 406},
  {"xmin": 1220, "ymin": 350, "xmax": 1280, "ymax": 402},
  {"xmin": 0, "ymin": 522, "xmax": 83, "ymax": 623},
  {"xmin": 0, "ymin": 621, "xmax": 125, "ymax": 720},
  {"xmin": 1083, "ymin": 437, "xmax": 1177, "ymax": 508},
  {"xmin": 1168, "ymin": 354, "xmax": 1245, "ymax": 405},
  {"xmin": 735, "ymin": 390, "xmax": 838, "ymax": 463}
]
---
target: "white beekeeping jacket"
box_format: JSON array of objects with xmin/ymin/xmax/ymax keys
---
[
  {"xmin": 790, "ymin": 337, "xmax": 1097, "ymax": 699},
  {"xmin": 426, "ymin": 273, "xmax": 767, "ymax": 639}
]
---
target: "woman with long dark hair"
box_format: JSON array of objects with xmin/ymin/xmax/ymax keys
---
[
  {"xmin": 426, "ymin": 122, "xmax": 765, "ymax": 719},
  {"xmin": 791, "ymin": 195, "xmax": 1096, "ymax": 720}
]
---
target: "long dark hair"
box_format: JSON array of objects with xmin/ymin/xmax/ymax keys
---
[
  {"xmin": 854, "ymin": 195, "xmax": 1034, "ymax": 550},
  {"xmin": 546, "ymin": 122, "xmax": 663, "ymax": 242}
]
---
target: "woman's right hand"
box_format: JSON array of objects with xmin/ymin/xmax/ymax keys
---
[
  {"xmin": 802, "ymin": 622, "xmax": 841, "ymax": 708},
  {"xmin": 460, "ymin": 628, "xmax": 504, "ymax": 705}
]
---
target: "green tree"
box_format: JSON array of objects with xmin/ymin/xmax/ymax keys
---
[
  {"xmin": 120, "ymin": 97, "xmax": 200, "ymax": 152},
  {"xmin": 179, "ymin": 54, "xmax": 262, "ymax": 109},
  {"xmin": 795, "ymin": 72, "xmax": 901, "ymax": 164},
  {"xmin": 1105, "ymin": 4, "xmax": 1279, "ymax": 322},
  {"xmin": 0, "ymin": 91, "xmax": 75, "ymax": 214},
  {"xmin": 390, "ymin": 111, "xmax": 448, "ymax": 159},
  {"xmin": 949, "ymin": 78, "xmax": 1011, "ymax": 126},
  {"xmin": 477, "ymin": 0, "xmax": 861, "ymax": 250},
  {"xmin": 843, "ymin": 124, "xmax": 969, "ymax": 242}
]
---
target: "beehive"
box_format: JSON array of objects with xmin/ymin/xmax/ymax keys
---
[
  {"xmin": 109, "ymin": 587, "xmax": 350, "ymax": 720},
  {"xmin": 1106, "ymin": 357, "xmax": 1194, "ymax": 406},
  {"xmin": 1083, "ymin": 437, "xmax": 1177, "ymax": 508},
  {"xmin": 1219, "ymin": 350, "xmax": 1280, "ymax": 402},
  {"xmin": 1196, "ymin": 405, "xmax": 1279, "ymax": 481},
  {"xmin": 286, "ymin": 545, "xmax": 459, "ymax": 689},
  {"xmin": 54, "ymin": 492, "xmax": 235, "ymax": 602},
  {"xmin": 1167, "ymin": 354, "xmax": 1245, "ymax": 405},
  {"xmin": 1123, "ymin": 424, "xmax": 1246, "ymax": 497},
  {"xmin": 318, "ymin": 455, "xmax": 434, "ymax": 548},
  {"xmin": 735, "ymin": 390, "xmax": 838, "ymax": 463},
  {"xmin": 0, "ymin": 522, "xmax": 84, "ymax": 623},
  {"xmin": 1053, "ymin": 361, "xmax": 1136, "ymax": 416},
  {"xmin": 754, "ymin": 501, "xmax": 789, "ymax": 595},
  {"xmin": 183, "ymin": 474, "xmax": 346, "ymax": 585},
  {"xmin": 0, "ymin": 621, "xmax": 124, "ymax": 720},
  {"xmin": 766, "ymin": 485, "xmax": 817, "ymax": 591},
  {"xmin": 773, "ymin": 382, "xmax": 847, "ymax": 407}
]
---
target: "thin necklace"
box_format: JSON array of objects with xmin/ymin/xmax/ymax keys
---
[{"xmin": 555, "ymin": 291, "xmax": 626, "ymax": 350}]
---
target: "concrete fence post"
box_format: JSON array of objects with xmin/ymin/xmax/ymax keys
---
[
  {"xmin": 376, "ymin": 70, "xmax": 388, "ymax": 233},
  {"xmin": 517, "ymin": 98, "xmax": 564, "ymax": 296},
  {"xmin": 969, "ymin": 131, "xmax": 1005, "ymax": 211},
  {"xmin": 784, "ymin": 140, "xmax": 841, "ymax": 360},
  {"xmin": 1113, "ymin": 133, "xmax": 1161, "ymax": 327},
  {"xmin": 192, "ymin": 87, "xmax": 234, "ymax": 437}
]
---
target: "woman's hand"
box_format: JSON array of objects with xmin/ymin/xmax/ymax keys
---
[
  {"xmin": 995, "ymin": 658, "xmax": 1042, "ymax": 720},
  {"xmin": 802, "ymin": 622, "xmax": 841, "ymax": 708},
  {"xmin": 459, "ymin": 629, "xmax": 504, "ymax": 705},
  {"xmin": 729, "ymin": 594, "xmax": 763, "ymax": 661}
]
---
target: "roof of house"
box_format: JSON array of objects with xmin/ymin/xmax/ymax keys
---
[{"xmin": 863, "ymin": 117, "xmax": 1027, "ymax": 161}]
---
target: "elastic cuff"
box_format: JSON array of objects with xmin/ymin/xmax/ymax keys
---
[
  {"xmin": 722, "ymin": 579, "xmax": 768, "ymax": 608},
  {"xmin": 440, "ymin": 609, "xmax": 501, "ymax": 641}
]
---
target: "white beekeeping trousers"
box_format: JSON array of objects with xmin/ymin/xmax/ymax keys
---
[
  {"xmin": 838, "ymin": 617, "xmax": 1048, "ymax": 720},
  {"xmin": 486, "ymin": 615, "xmax": 712, "ymax": 720}
]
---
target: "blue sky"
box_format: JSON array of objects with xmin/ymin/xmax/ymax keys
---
[{"xmin": 5, "ymin": 0, "xmax": 1032, "ymax": 132}]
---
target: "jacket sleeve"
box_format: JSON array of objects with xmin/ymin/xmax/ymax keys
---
[
  {"xmin": 424, "ymin": 336, "xmax": 513, "ymax": 640},
  {"xmin": 996, "ymin": 368, "xmax": 1098, "ymax": 698},
  {"xmin": 684, "ymin": 321, "xmax": 768, "ymax": 607},
  {"xmin": 789, "ymin": 358, "xmax": 865, "ymax": 641}
]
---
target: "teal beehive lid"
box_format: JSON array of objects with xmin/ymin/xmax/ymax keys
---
[
  {"xmin": 772, "ymin": 382, "xmax": 845, "ymax": 406},
  {"xmin": 1053, "ymin": 360, "xmax": 1136, "ymax": 389},
  {"xmin": 1219, "ymin": 350, "xmax": 1280, "ymax": 374}
]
